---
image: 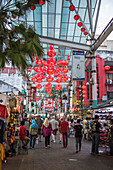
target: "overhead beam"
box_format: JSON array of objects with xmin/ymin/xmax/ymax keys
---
[
  {"xmin": 91, "ymin": 18, "xmax": 113, "ymax": 51},
  {"xmin": 39, "ymin": 35, "xmax": 91, "ymax": 52},
  {"xmin": 87, "ymin": 0, "xmax": 93, "ymax": 34}
]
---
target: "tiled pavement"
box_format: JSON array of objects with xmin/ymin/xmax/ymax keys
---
[{"xmin": 3, "ymin": 135, "xmax": 113, "ymax": 170}]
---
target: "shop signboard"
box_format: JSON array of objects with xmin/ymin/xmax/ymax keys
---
[
  {"xmin": 72, "ymin": 51, "xmax": 85, "ymax": 81},
  {"xmin": 30, "ymin": 87, "xmax": 36, "ymax": 102},
  {"xmin": 0, "ymin": 93, "xmax": 7, "ymax": 106}
]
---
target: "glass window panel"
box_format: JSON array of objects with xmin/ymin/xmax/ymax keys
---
[
  {"xmin": 84, "ymin": 10, "xmax": 89, "ymax": 23},
  {"xmin": 48, "ymin": 29, "xmax": 54, "ymax": 37},
  {"xmin": 80, "ymin": 37, "xmax": 87, "ymax": 43},
  {"xmin": 67, "ymin": 37, "xmax": 73, "ymax": 41},
  {"xmin": 35, "ymin": 21, "xmax": 41, "ymax": 35},
  {"xmin": 69, "ymin": 12, "xmax": 76, "ymax": 23},
  {"xmin": 74, "ymin": 36, "xmax": 80, "ymax": 42},
  {"xmin": 48, "ymin": 0, "xmax": 55, "ymax": 13},
  {"xmin": 42, "ymin": 28, "xmax": 47, "ymax": 36},
  {"xmin": 27, "ymin": 10, "xmax": 33, "ymax": 21},
  {"xmin": 79, "ymin": 0, "xmax": 87, "ymax": 8},
  {"xmin": 55, "ymin": 15, "xmax": 61, "ymax": 28},
  {"xmin": 48, "ymin": 14, "xmax": 54, "ymax": 28},
  {"xmin": 63, "ymin": 0, "xmax": 70, "ymax": 7},
  {"xmin": 34, "ymin": 7, "xmax": 41, "ymax": 21},
  {"xmin": 42, "ymin": 2, "xmax": 47, "ymax": 13},
  {"xmin": 42, "ymin": 14, "xmax": 47, "ymax": 28},
  {"xmin": 72, "ymin": 0, "xmax": 80, "ymax": 7},
  {"xmin": 79, "ymin": 8, "xmax": 86, "ymax": 19},
  {"xmin": 56, "ymin": 0, "xmax": 62, "ymax": 14},
  {"xmin": 74, "ymin": 25, "xmax": 81, "ymax": 37},
  {"xmin": 67, "ymin": 23, "xmax": 75, "ymax": 36}
]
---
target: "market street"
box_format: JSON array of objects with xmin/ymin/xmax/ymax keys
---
[{"xmin": 4, "ymin": 135, "xmax": 113, "ymax": 170}]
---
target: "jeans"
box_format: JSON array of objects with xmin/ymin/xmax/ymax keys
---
[
  {"xmin": 62, "ymin": 132, "xmax": 68, "ymax": 147},
  {"xmin": 92, "ymin": 133, "xmax": 100, "ymax": 154},
  {"xmin": 75, "ymin": 137, "xmax": 82, "ymax": 151},
  {"xmin": 30, "ymin": 134, "xmax": 36, "ymax": 148},
  {"xmin": 45, "ymin": 135, "xmax": 50, "ymax": 147},
  {"xmin": 109, "ymin": 137, "xmax": 113, "ymax": 155}
]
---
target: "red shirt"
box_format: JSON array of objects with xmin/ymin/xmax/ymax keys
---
[
  {"xmin": 19, "ymin": 126, "xmax": 26, "ymax": 140},
  {"xmin": 60, "ymin": 121, "xmax": 69, "ymax": 133}
]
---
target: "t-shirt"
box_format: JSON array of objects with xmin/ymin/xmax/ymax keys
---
[
  {"xmin": 74, "ymin": 124, "xmax": 83, "ymax": 137},
  {"xmin": 91, "ymin": 121, "xmax": 101, "ymax": 133},
  {"xmin": 60, "ymin": 121, "xmax": 69, "ymax": 133},
  {"xmin": 19, "ymin": 126, "xmax": 26, "ymax": 140},
  {"xmin": 36, "ymin": 119, "xmax": 43, "ymax": 129},
  {"xmin": 51, "ymin": 119, "xmax": 58, "ymax": 130}
]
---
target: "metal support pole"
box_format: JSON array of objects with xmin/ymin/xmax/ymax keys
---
[{"xmin": 92, "ymin": 54, "xmax": 97, "ymax": 107}]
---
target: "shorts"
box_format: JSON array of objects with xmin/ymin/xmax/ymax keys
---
[{"xmin": 53, "ymin": 129, "xmax": 58, "ymax": 135}]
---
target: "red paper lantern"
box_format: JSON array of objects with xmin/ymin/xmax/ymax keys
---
[
  {"xmin": 81, "ymin": 27, "xmax": 86, "ymax": 32},
  {"xmin": 78, "ymin": 22, "xmax": 83, "ymax": 27},
  {"xmin": 47, "ymin": 67, "xmax": 54, "ymax": 75},
  {"xmin": 57, "ymin": 99, "xmax": 61, "ymax": 102},
  {"xmin": 43, "ymin": 61, "xmax": 48, "ymax": 67},
  {"xmin": 82, "ymin": 85, "xmax": 86, "ymax": 89},
  {"xmin": 36, "ymin": 79, "xmax": 42, "ymax": 83},
  {"xmin": 36, "ymin": 84, "xmax": 42, "ymax": 89},
  {"xmin": 34, "ymin": 67, "xmax": 42, "ymax": 73},
  {"xmin": 82, "ymin": 90, "xmax": 85, "ymax": 94},
  {"xmin": 83, "ymin": 95, "xmax": 85, "ymax": 98},
  {"xmin": 104, "ymin": 66, "xmax": 110, "ymax": 70},
  {"xmin": 56, "ymin": 85, "xmax": 62, "ymax": 90},
  {"xmin": 36, "ymin": 59, "xmax": 44, "ymax": 66},
  {"xmin": 47, "ymin": 58, "xmax": 56, "ymax": 66},
  {"xmin": 56, "ymin": 78, "xmax": 62, "ymax": 83},
  {"xmin": 60, "ymin": 67, "xmax": 68, "ymax": 74},
  {"xmin": 69, "ymin": 5, "xmax": 75, "ymax": 11},
  {"xmin": 30, "ymin": 5, "xmax": 36, "ymax": 10},
  {"xmin": 47, "ymin": 50, "xmax": 56, "ymax": 58},
  {"xmin": 67, "ymin": 55, "xmax": 70, "ymax": 60},
  {"xmin": 28, "ymin": 67, "xmax": 31, "ymax": 72},
  {"xmin": 39, "ymin": 0, "xmax": 46, "ymax": 5},
  {"xmin": 46, "ymin": 76, "xmax": 54, "ymax": 82},
  {"xmin": 46, "ymin": 83, "xmax": 52, "ymax": 88},
  {"xmin": 36, "ymin": 98, "xmax": 40, "ymax": 101},
  {"xmin": 57, "ymin": 60, "xmax": 68, "ymax": 66},
  {"xmin": 50, "ymin": 45, "xmax": 53, "ymax": 50},
  {"xmin": 12, "ymin": 15, "xmax": 17, "ymax": 19},
  {"xmin": 74, "ymin": 15, "xmax": 79, "ymax": 20},
  {"xmin": 84, "ymin": 31, "xmax": 88, "ymax": 35}
]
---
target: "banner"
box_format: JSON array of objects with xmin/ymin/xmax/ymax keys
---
[
  {"xmin": 30, "ymin": 87, "xmax": 36, "ymax": 102},
  {"xmin": 72, "ymin": 51, "xmax": 85, "ymax": 81}
]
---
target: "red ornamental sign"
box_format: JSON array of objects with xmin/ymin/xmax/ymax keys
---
[{"xmin": 30, "ymin": 87, "xmax": 36, "ymax": 102}]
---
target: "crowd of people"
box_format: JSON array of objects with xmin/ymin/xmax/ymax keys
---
[{"xmin": 0, "ymin": 114, "xmax": 113, "ymax": 163}]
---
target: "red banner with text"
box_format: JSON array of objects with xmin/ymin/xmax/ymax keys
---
[{"xmin": 30, "ymin": 87, "xmax": 36, "ymax": 102}]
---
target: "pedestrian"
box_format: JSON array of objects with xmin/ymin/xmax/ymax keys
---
[
  {"xmin": 25, "ymin": 118, "xmax": 30, "ymax": 137},
  {"xmin": 36, "ymin": 115, "xmax": 43, "ymax": 142},
  {"xmin": 29, "ymin": 120, "xmax": 38, "ymax": 149},
  {"xmin": 19, "ymin": 121, "xmax": 30, "ymax": 149},
  {"xmin": 91, "ymin": 115, "xmax": 102, "ymax": 155},
  {"xmin": 60, "ymin": 117, "xmax": 69, "ymax": 148},
  {"xmin": 83, "ymin": 118, "xmax": 87, "ymax": 140},
  {"xmin": 41, "ymin": 118, "xmax": 52, "ymax": 148},
  {"xmin": 51, "ymin": 116, "xmax": 58, "ymax": 143},
  {"xmin": 107, "ymin": 119, "xmax": 113, "ymax": 156},
  {"xmin": 58, "ymin": 118, "xmax": 63, "ymax": 144},
  {"xmin": 74, "ymin": 119, "xmax": 83, "ymax": 153}
]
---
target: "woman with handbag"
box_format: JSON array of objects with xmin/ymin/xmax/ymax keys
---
[{"xmin": 41, "ymin": 118, "xmax": 52, "ymax": 148}]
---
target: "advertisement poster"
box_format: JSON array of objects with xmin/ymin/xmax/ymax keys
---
[{"xmin": 72, "ymin": 51, "xmax": 85, "ymax": 81}]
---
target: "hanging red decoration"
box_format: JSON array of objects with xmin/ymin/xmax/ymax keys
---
[
  {"xmin": 46, "ymin": 76, "xmax": 54, "ymax": 82},
  {"xmin": 57, "ymin": 60, "xmax": 68, "ymax": 66},
  {"xmin": 57, "ymin": 99, "xmax": 61, "ymax": 102},
  {"xmin": 36, "ymin": 55, "xmax": 38, "ymax": 61},
  {"xmin": 78, "ymin": 22, "xmax": 83, "ymax": 27},
  {"xmin": 36, "ymin": 79, "xmax": 42, "ymax": 83},
  {"xmin": 60, "ymin": 67, "xmax": 68, "ymax": 74},
  {"xmin": 81, "ymin": 27, "xmax": 86, "ymax": 32},
  {"xmin": 82, "ymin": 90, "xmax": 86, "ymax": 94},
  {"xmin": 83, "ymin": 95, "xmax": 85, "ymax": 98},
  {"xmin": 84, "ymin": 31, "xmax": 88, "ymax": 35},
  {"xmin": 46, "ymin": 83, "xmax": 52, "ymax": 88},
  {"xmin": 34, "ymin": 67, "xmax": 42, "ymax": 73},
  {"xmin": 47, "ymin": 50, "xmax": 56, "ymax": 58},
  {"xmin": 39, "ymin": 0, "xmax": 46, "ymax": 5},
  {"xmin": 36, "ymin": 59, "xmax": 44, "ymax": 66},
  {"xmin": 36, "ymin": 84, "xmax": 42, "ymax": 89},
  {"xmin": 47, "ymin": 58, "xmax": 56, "ymax": 66},
  {"xmin": 47, "ymin": 67, "xmax": 54, "ymax": 75},
  {"xmin": 82, "ymin": 85, "xmax": 86, "ymax": 89},
  {"xmin": 36, "ymin": 98, "xmax": 40, "ymax": 101},
  {"xmin": 12, "ymin": 15, "xmax": 17, "ymax": 19},
  {"xmin": 104, "ymin": 66, "xmax": 110, "ymax": 70},
  {"xmin": 28, "ymin": 67, "xmax": 31, "ymax": 72},
  {"xmin": 74, "ymin": 15, "xmax": 79, "ymax": 20},
  {"xmin": 56, "ymin": 85, "xmax": 62, "ymax": 90},
  {"xmin": 67, "ymin": 55, "xmax": 70, "ymax": 60},
  {"xmin": 69, "ymin": 5, "xmax": 75, "ymax": 11},
  {"xmin": 32, "ymin": 57, "xmax": 34, "ymax": 62},
  {"xmin": 50, "ymin": 45, "xmax": 53, "ymax": 50},
  {"xmin": 56, "ymin": 78, "xmax": 62, "ymax": 83},
  {"xmin": 30, "ymin": 5, "xmax": 36, "ymax": 10},
  {"xmin": 43, "ymin": 61, "xmax": 48, "ymax": 67}
]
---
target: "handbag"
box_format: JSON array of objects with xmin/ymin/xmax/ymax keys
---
[{"xmin": 36, "ymin": 137, "xmax": 39, "ymax": 144}]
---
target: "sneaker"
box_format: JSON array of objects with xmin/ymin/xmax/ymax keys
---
[
  {"xmin": 48, "ymin": 145, "xmax": 51, "ymax": 148},
  {"xmin": 76, "ymin": 151, "xmax": 78, "ymax": 153},
  {"xmin": 53, "ymin": 141, "xmax": 56, "ymax": 143},
  {"xmin": 22, "ymin": 146, "xmax": 27, "ymax": 149},
  {"xmin": 59, "ymin": 141, "xmax": 61, "ymax": 144},
  {"xmin": 30, "ymin": 146, "xmax": 32, "ymax": 149},
  {"xmin": 45, "ymin": 146, "xmax": 48, "ymax": 149}
]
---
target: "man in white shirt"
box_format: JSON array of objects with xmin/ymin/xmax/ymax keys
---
[{"xmin": 51, "ymin": 117, "xmax": 58, "ymax": 143}]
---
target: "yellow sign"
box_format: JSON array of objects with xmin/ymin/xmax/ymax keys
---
[{"xmin": 76, "ymin": 100, "xmax": 81, "ymax": 105}]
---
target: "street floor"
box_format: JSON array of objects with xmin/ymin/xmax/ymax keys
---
[{"xmin": 4, "ymin": 134, "xmax": 113, "ymax": 170}]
